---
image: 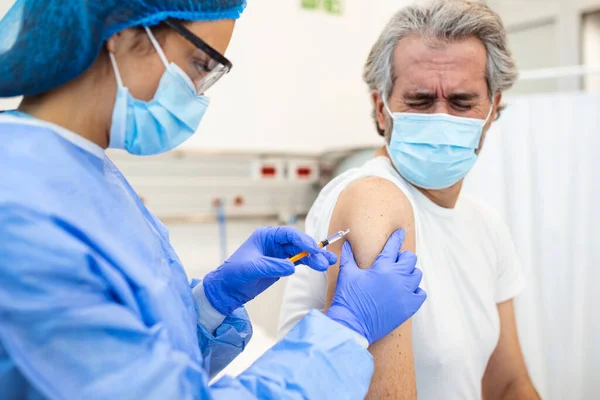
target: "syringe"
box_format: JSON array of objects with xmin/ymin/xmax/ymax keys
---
[{"xmin": 288, "ymin": 229, "xmax": 351, "ymax": 264}]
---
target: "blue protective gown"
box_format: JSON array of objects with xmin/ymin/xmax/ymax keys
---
[{"xmin": 0, "ymin": 115, "xmax": 374, "ymax": 400}]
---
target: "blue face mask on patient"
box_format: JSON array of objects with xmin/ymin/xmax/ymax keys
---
[
  {"xmin": 384, "ymin": 98, "xmax": 493, "ymax": 190},
  {"xmin": 109, "ymin": 27, "xmax": 210, "ymax": 156}
]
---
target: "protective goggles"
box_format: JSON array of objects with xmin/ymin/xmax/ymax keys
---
[{"xmin": 164, "ymin": 20, "xmax": 233, "ymax": 94}]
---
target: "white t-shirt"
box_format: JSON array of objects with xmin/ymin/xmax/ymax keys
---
[{"xmin": 278, "ymin": 157, "xmax": 526, "ymax": 400}]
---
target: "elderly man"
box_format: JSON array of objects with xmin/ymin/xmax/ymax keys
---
[{"xmin": 279, "ymin": 1, "xmax": 540, "ymax": 399}]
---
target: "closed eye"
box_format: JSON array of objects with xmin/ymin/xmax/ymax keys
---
[
  {"xmin": 407, "ymin": 100, "xmax": 434, "ymax": 110},
  {"xmin": 451, "ymin": 102, "xmax": 474, "ymax": 111}
]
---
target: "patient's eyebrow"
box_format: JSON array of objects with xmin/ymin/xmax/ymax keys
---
[
  {"xmin": 447, "ymin": 92, "xmax": 480, "ymax": 101},
  {"xmin": 403, "ymin": 91, "xmax": 436, "ymax": 101},
  {"xmin": 402, "ymin": 91, "xmax": 481, "ymax": 102}
]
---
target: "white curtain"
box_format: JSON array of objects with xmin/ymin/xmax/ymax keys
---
[{"xmin": 464, "ymin": 92, "xmax": 600, "ymax": 400}]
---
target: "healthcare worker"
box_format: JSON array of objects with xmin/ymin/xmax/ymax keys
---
[{"xmin": 0, "ymin": 1, "xmax": 427, "ymax": 399}]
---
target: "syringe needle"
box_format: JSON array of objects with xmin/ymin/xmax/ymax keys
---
[{"xmin": 288, "ymin": 228, "xmax": 351, "ymax": 264}]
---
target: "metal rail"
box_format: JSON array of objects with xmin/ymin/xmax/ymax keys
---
[
  {"xmin": 158, "ymin": 212, "xmax": 307, "ymax": 225},
  {"xmin": 519, "ymin": 65, "xmax": 600, "ymax": 81}
]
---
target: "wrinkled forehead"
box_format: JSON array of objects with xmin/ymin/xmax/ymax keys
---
[{"xmin": 392, "ymin": 35, "xmax": 489, "ymax": 96}]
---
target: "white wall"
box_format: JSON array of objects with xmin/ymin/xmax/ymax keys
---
[
  {"xmin": 489, "ymin": 0, "xmax": 600, "ymax": 92},
  {"xmin": 506, "ymin": 22, "xmax": 560, "ymax": 94},
  {"xmin": 186, "ymin": 0, "xmax": 407, "ymax": 154}
]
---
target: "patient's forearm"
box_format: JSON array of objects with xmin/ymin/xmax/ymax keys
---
[
  {"xmin": 365, "ymin": 323, "xmax": 417, "ymax": 400},
  {"xmin": 324, "ymin": 261, "xmax": 417, "ymax": 399},
  {"xmin": 325, "ymin": 293, "xmax": 417, "ymax": 399},
  {"xmin": 324, "ymin": 259, "xmax": 417, "ymax": 399}
]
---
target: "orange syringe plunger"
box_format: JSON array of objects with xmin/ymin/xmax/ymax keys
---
[{"xmin": 288, "ymin": 229, "xmax": 351, "ymax": 264}]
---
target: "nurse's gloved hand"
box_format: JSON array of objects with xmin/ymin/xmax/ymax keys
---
[
  {"xmin": 203, "ymin": 226, "xmax": 337, "ymax": 316},
  {"xmin": 326, "ymin": 229, "xmax": 426, "ymax": 346}
]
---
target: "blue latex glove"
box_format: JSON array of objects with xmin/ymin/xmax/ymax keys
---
[
  {"xmin": 327, "ymin": 229, "xmax": 427, "ymax": 345},
  {"xmin": 204, "ymin": 226, "xmax": 338, "ymax": 315}
]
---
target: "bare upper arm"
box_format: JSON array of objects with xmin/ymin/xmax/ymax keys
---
[
  {"xmin": 324, "ymin": 176, "xmax": 417, "ymax": 399},
  {"xmin": 483, "ymin": 300, "xmax": 539, "ymax": 400}
]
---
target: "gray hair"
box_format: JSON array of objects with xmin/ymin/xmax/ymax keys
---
[{"xmin": 364, "ymin": 0, "xmax": 518, "ymax": 136}]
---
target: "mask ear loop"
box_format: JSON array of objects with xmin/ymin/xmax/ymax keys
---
[
  {"xmin": 108, "ymin": 52, "xmax": 127, "ymax": 150},
  {"xmin": 144, "ymin": 26, "xmax": 200, "ymax": 95},
  {"xmin": 380, "ymin": 93, "xmax": 396, "ymax": 156},
  {"xmin": 483, "ymin": 102, "xmax": 495, "ymax": 125},
  {"xmin": 476, "ymin": 102, "xmax": 496, "ymax": 154},
  {"xmin": 109, "ymin": 53, "xmax": 124, "ymax": 88},
  {"xmin": 381, "ymin": 93, "xmax": 394, "ymax": 118},
  {"xmin": 144, "ymin": 26, "xmax": 170, "ymax": 69}
]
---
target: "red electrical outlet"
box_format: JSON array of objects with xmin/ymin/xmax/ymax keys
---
[
  {"xmin": 252, "ymin": 159, "xmax": 284, "ymax": 180},
  {"xmin": 287, "ymin": 160, "xmax": 319, "ymax": 183}
]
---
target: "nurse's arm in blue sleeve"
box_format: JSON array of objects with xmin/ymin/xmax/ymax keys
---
[
  {"xmin": 190, "ymin": 278, "xmax": 253, "ymax": 380},
  {"xmin": 0, "ymin": 206, "xmax": 373, "ymax": 400},
  {"xmin": 210, "ymin": 309, "xmax": 374, "ymax": 399},
  {"xmin": 190, "ymin": 282, "xmax": 370, "ymax": 384}
]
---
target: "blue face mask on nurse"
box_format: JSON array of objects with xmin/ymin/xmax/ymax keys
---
[{"xmin": 0, "ymin": 1, "xmax": 427, "ymax": 399}]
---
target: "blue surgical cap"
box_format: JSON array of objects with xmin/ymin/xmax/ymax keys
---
[{"xmin": 0, "ymin": 0, "xmax": 246, "ymax": 97}]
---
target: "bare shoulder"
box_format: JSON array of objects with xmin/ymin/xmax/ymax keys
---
[
  {"xmin": 332, "ymin": 176, "xmax": 416, "ymax": 261},
  {"xmin": 336, "ymin": 176, "xmax": 414, "ymax": 217}
]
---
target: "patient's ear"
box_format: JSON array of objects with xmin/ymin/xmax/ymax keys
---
[
  {"xmin": 492, "ymin": 92, "xmax": 502, "ymax": 122},
  {"xmin": 372, "ymin": 91, "xmax": 387, "ymax": 133}
]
